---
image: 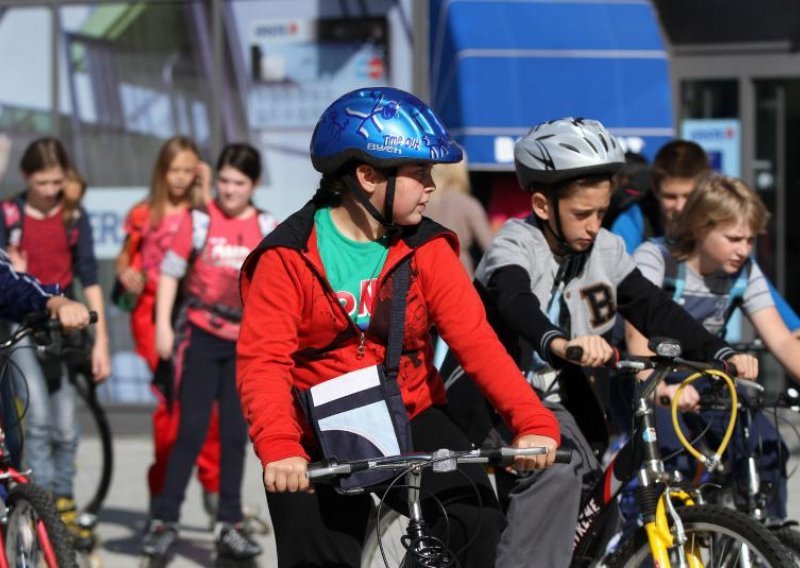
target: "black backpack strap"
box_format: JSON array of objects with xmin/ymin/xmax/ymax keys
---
[
  {"xmin": 65, "ymin": 208, "xmax": 82, "ymax": 252},
  {"xmin": 384, "ymin": 256, "xmax": 411, "ymax": 381}
]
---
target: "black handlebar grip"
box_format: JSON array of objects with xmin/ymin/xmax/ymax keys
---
[
  {"xmin": 89, "ymin": 311, "xmax": 98, "ymax": 324},
  {"xmin": 554, "ymin": 448, "xmax": 572, "ymax": 464},
  {"xmin": 722, "ymin": 360, "xmax": 738, "ymax": 378},
  {"xmin": 565, "ymin": 346, "xmax": 583, "ymax": 362}
]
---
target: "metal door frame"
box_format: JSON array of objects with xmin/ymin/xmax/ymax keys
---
[{"xmin": 670, "ymin": 46, "xmax": 800, "ymax": 294}]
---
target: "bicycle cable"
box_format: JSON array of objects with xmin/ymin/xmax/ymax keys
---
[
  {"xmin": 373, "ymin": 449, "xmax": 486, "ymax": 568},
  {"xmin": 653, "ymin": 373, "xmax": 719, "ymax": 464},
  {"xmin": 671, "ymin": 369, "xmax": 738, "ymax": 469},
  {"xmin": 0, "ymin": 350, "xmax": 33, "ymax": 428},
  {"xmin": 376, "ymin": 464, "xmax": 454, "ymax": 568}
]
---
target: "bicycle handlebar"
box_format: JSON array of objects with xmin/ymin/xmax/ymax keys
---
[
  {"xmin": 564, "ymin": 345, "xmax": 738, "ymax": 377},
  {"xmin": 0, "ymin": 310, "xmax": 98, "ymax": 351},
  {"xmin": 306, "ymin": 447, "xmax": 573, "ymax": 481},
  {"xmin": 24, "ymin": 310, "xmax": 98, "ymax": 327}
]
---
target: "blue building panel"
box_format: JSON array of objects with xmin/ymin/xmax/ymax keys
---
[{"xmin": 430, "ymin": 0, "xmax": 675, "ymax": 167}]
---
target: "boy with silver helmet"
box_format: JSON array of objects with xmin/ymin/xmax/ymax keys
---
[{"xmin": 446, "ymin": 117, "xmax": 756, "ymax": 566}]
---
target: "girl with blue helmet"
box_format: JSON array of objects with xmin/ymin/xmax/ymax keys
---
[{"xmin": 237, "ymin": 87, "xmax": 562, "ymax": 566}]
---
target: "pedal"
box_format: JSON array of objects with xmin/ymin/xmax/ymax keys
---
[{"xmin": 242, "ymin": 504, "xmax": 271, "ymax": 536}]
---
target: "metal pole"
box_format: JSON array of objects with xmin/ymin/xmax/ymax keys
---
[
  {"xmin": 741, "ymin": 77, "xmax": 756, "ymax": 191},
  {"xmin": 412, "ymin": 0, "xmax": 429, "ymax": 101},
  {"xmin": 50, "ymin": 0, "xmax": 59, "ymax": 137},
  {"xmin": 211, "ymin": 0, "xmax": 223, "ymax": 158},
  {"xmin": 776, "ymin": 84, "xmax": 787, "ymax": 295}
]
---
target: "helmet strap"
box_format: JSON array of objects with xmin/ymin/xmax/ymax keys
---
[
  {"xmin": 540, "ymin": 193, "xmax": 582, "ymax": 256},
  {"xmin": 383, "ymin": 170, "xmax": 398, "ymax": 227},
  {"xmin": 344, "ymin": 171, "xmax": 395, "ymax": 228},
  {"xmin": 548, "ymin": 194, "xmax": 570, "ymax": 252}
]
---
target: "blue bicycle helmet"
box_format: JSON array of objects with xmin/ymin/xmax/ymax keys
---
[{"xmin": 310, "ymin": 87, "xmax": 462, "ymax": 227}]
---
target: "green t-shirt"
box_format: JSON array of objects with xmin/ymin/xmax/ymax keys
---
[{"xmin": 315, "ymin": 207, "xmax": 389, "ymax": 330}]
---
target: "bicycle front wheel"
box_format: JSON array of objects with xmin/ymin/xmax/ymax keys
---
[
  {"xmin": 73, "ymin": 375, "xmax": 114, "ymax": 515},
  {"xmin": 606, "ymin": 504, "xmax": 794, "ymax": 567},
  {"xmin": 771, "ymin": 525, "xmax": 800, "ymax": 564},
  {"xmin": 361, "ymin": 507, "xmax": 407, "ymax": 568},
  {"xmin": 5, "ymin": 482, "xmax": 78, "ymax": 568}
]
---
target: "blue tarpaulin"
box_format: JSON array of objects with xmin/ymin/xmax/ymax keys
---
[{"xmin": 429, "ymin": 0, "xmax": 674, "ymax": 169}]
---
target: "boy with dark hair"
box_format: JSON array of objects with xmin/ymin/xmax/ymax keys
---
[
  {"xmin": 611, "ymin": 138, "xmax": 800, "ymax": 333},
  {"xmin": 612, "ymin": 139, "xmax": 708, "ymax": 252}
]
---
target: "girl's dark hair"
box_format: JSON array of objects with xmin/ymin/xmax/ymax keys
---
[
  {"xmin": 313, "ymin": 172, "xmax": 349, "ymax": 207},
  {"xmin": 62, "ymin": 168, "xmax": 87, "ymax": 227},
  {"xmin": 312, "ymin": 162, "xmax": 392, "ymax": 207},
  {"xmin": 216, "ymin": 143, "xmax": 262, "ymax": 183},
  {"xmin": 20, "ymin": 137, "xmax": 72, "ymax": 175}
]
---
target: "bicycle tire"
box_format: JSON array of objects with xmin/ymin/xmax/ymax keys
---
[
  {"xmin": 73, "ymin": 375, "xmax": 114, "ymax": 515},
  {"xmin": 605, "ymin": 504, "xmax": 794, "ymax": 567},
  {"xmin": 5, "ymin": 482, "xmax": 78, "ymax": 568},
  {"xmin": 361, "ymin": 507, "xmax": 407, "ymax": 568},
  {"xmin": 771, "ymin": 525, "xmax": 800, "ymax": 563}
]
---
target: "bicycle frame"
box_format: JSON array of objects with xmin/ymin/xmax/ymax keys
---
[
  {"xmin": 0, "ymin": 313, "xmax": 94, "ymax": 567},
  {"xmin": 310, "ymin": 446, "xmax": 568, "ymax": 567},
  {"xmin": 0, "ymin": 514, "xmax": 60, "ymax": 568},
  {"xmin": 572, "ymin": 348, "xmax": 738, "ymax": 568},
  {"xmin": 0, "ymin": 430, "xmax": 60, "ymax": 568}
]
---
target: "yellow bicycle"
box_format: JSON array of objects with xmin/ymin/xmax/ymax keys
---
[{"xmin": 599, "ymin": 338, "xmax": 793, "ymax": 567}]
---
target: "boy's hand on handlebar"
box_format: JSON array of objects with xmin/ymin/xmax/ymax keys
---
[
  {"xmin": 657, "ymin": 383, "xmax": 701, "ymax": 412},
  {"xmin": 264, "ymin": 457, "xmax": 313, "ymax": 494},
  {"xmin": 510, "ymin": 435, "xmax": 559, "ymax": 472},
  {"xmin": 727, "ymin": 353, "xmax": 758, "ymax": 380},
  {"xmin": 46, "ymin": 296, "xmax": 90, "ymax": 331},
  {"xmin": 551, "ymin": 336, "xmax": 615, "ymax": 368}
]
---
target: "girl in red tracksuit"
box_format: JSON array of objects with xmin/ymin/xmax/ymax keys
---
[
  {"xmin": 236, "ymin": 87, "xmax": 561, "ymax": 567},
  {"xmin": 114, "ymin": 136, "xmax": 221, "ymax": 513}
]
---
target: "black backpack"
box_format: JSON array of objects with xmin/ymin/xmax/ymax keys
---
[{"xmin": 602, "ymin": 165, "xmax": 663, "ymax": 240}]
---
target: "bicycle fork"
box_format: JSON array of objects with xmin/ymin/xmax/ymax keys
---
[
  {"xmin": 635, "ymin": 397, "xmax": 702, "ymax": 568},
  {"xmin": 402, "ymin": 468, "xmax": 452, "ymax": 567},
  {"xmin": 643, "ymin": 487, "xmax": 702, "ymax": 568}
]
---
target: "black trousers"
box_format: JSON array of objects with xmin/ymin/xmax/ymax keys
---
[
  {"xmin": 267, "ymin": 406, "xmax": 504, "ymax": 567},
  {"xmin": 153, "ymin": 324, "xmax": 248, "ymax": 524}
]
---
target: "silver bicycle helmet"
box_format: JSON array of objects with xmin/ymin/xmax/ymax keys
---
[{"xmin": 514, "ymin": 117, "xmax": 624, "ymax": 190}]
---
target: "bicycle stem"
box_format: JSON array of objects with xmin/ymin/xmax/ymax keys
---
[
  {"xmin": 634, "ymin": 388, "xmax": 667, "ymax": 486},
  {"xmin": 405, "ymin": 469, "xmax": 423, "ymax": 525}
]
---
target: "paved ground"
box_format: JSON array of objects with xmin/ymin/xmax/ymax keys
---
[
  {"xmin": 79, "ymin": 407, "xmax": 277, "ymax": 568},
  {"xmin": 82, "ymin": 405, "xmax": 800, "ymax": 567}
]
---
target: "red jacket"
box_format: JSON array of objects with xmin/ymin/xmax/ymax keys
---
[{"xmin": 237, "ymin": 201, "xmax": 560, "ymax": 466}]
